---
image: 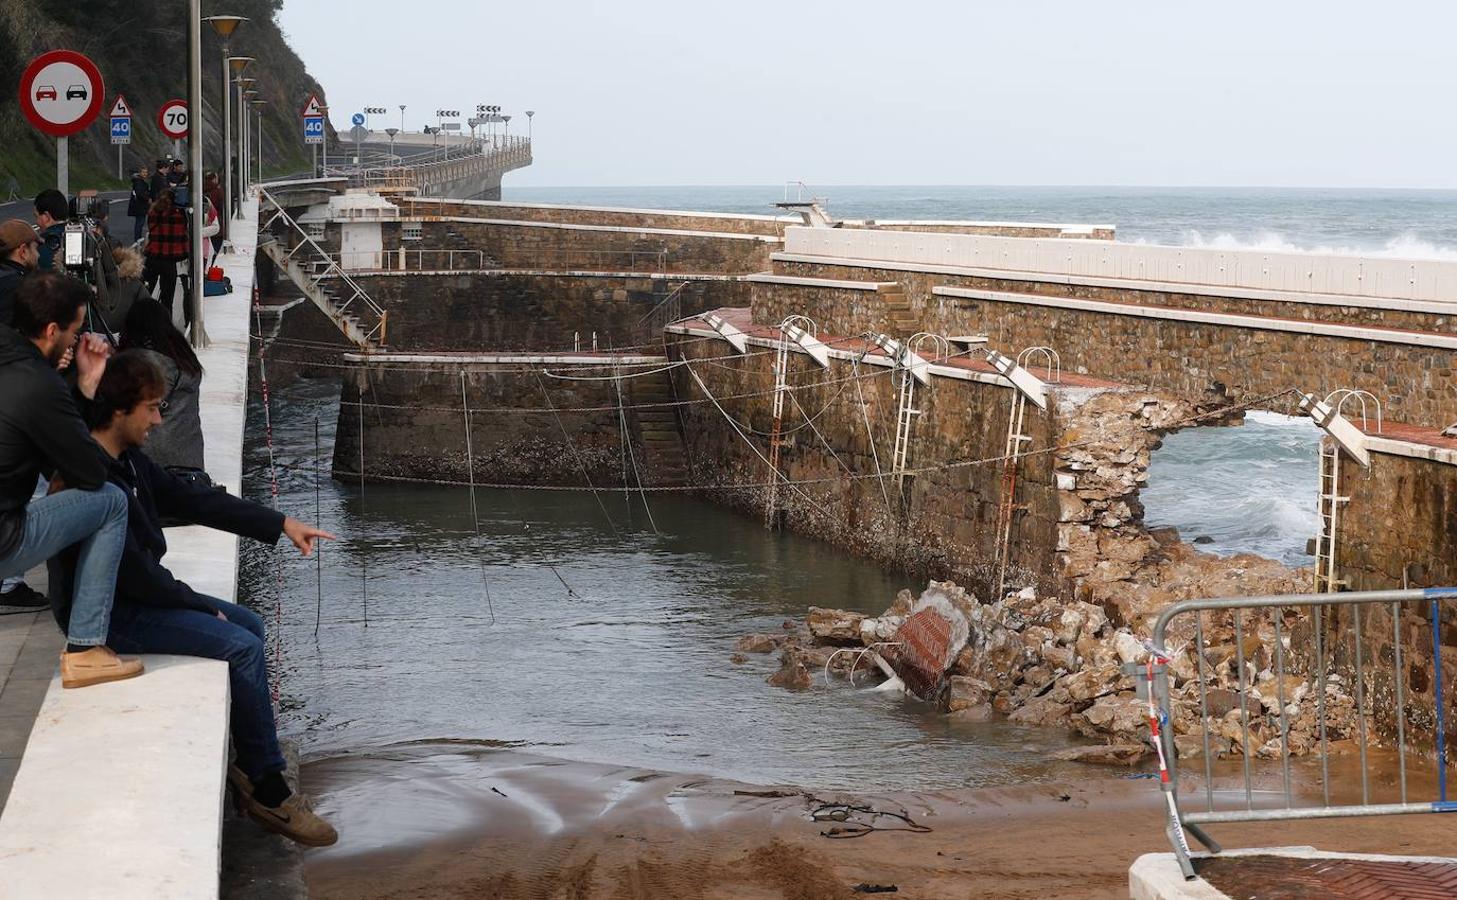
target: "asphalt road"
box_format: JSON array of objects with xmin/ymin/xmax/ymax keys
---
[{"xmin": 0, "ymin": 191, "xmax": 145, "ymax": 245}]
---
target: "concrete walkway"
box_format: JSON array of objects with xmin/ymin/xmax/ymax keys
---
[{"xmin": 0, "ymin": 568, "xmax": 61, "ymax": 812}]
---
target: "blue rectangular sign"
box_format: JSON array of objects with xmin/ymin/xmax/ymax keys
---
[
  {"xmin": 303, "ymin": 116, "xmax": 324, "ymax": 145},
  {"xmin": 109, "ymin": 117, "xmax": 130, "ymax": 145}
]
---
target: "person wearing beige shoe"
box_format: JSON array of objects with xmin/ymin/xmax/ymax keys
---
[
  {"xmin": 48, "ymin": 351, "xmax": 337, "ymax": 846},
  {"xmin": 0, "ymin": 274, "xmax": 141, "ymax": 689}
]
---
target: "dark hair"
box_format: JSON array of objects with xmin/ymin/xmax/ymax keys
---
[
  {"xmin": 150, "ymin": 188, "xmax": 176, "ymax": 217},
  {"xmin": 84, "ymin": 350, "xmax": 165, "ymax": 431},
  {"xmin": 33, "ymin": 189, "xmax": 66, "ymax": 223},
  {"xmin": 11, "ymin": 272, "xmax": 87, "ymax": 338},
  {"xmin": 120, "ymin": 299, "xmax": 203, "ymax": 378}
]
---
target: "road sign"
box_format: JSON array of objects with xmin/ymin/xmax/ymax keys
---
[
  {"xmin": 18, "ymin": 49, "xmax": 105, "ymax": 137},
  {"xmin": 303, "ymin": 116, "xmax": 324, "ymax": 145},
  {"xmin": 109, "ymin": 94, "xmax": 131, "ymax": 118},
  {"xmin": 351, "ymin": 112, "xmax": 365, "ymax": 127},
  {"xmin": 301, "ymin": 94, "xmax": 324, "ymax": 117},
  {"xmin": 157, "ymin": 99, "xmax": 188, "ymax": 139},
  {"xmin": 349, "ymin": 124, "xmax": 370, "ymax": 143},
  {"xmin": 110, "ymin": 117, "xmax": 131, "ymax": 145}
]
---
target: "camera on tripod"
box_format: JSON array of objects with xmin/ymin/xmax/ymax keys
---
[{"xmin": 61, "ymin": 191, "xmax": 108, "ymax": 284}]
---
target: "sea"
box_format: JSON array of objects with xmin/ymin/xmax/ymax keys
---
[{"xmin": 243, "ymin": 186, "xmax": 1443, "ymax": 794}]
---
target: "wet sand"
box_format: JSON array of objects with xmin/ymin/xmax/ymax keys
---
[{"xmin": 302, "ymin": 744, "xmax": 1457, "ymax": 899}]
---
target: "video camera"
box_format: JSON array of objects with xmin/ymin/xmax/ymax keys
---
[
  {"xmin": 61, "ymin": 192, "xmax": 117, "ymax": 341},
  {"xmin": 61, "ymin": 192, "xmax": 108, "ymax": 284}
]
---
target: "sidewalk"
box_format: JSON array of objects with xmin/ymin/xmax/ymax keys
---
[{"xmin": 0, "ymin": 568, "xmax": 61, "ymax": 813}]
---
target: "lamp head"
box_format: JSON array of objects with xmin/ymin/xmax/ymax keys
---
[
  {"xmin": 203, "ymin": 14, "xmax": 248, "ymax": 38},
  {"xmin": 227, "ymin": 56, "xmax": 254, "ymax": 75}
]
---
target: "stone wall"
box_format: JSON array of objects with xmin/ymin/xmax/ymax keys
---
[
  {"xmin": 769, "ymin": 258, "xmax": 1457, "ymax": 427},
  {"xmin": 349, "ymin": 272, "xmax": 749, "ymax": 352},
  {"xmin": 398, "ymin": 220, "xmax": 777, "ymax": 275},
  {"xmin": 1340, "ymin": 450, "xmax": 1457, "ymax": 592},
  {"xmin": 333, "ymin": 358, "xmax": 669, "ymax": 488}
]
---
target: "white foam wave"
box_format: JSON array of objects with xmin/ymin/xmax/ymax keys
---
[{"xmin": 1177, "ymin": 230, "xmax": 1457, "ymax": 261}]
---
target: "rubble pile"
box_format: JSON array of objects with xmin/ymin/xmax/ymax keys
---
[{"xmin": 752, "ymin": 568, "xmax": 1363, "ymax": 765}]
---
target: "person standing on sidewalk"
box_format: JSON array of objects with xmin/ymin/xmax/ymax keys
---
[
  {"xmin": 143, "ymin": 189, "xmax": 189, "ymax": 318},
  {"xmin": 128, "ymin": 168, "xmax": 152, "ymax": 244},
  {"xmin": 52, "ymin": 350, "xmax": 338, "ymax": 845},
  {"xmin": 0, "ymin": 273, "xmax": 143, "ymax": 688},
  {"xmin": 203, "ymin": 172, "xmax": 226, "ymax": 257},
  {"xmin": 32, "ymin": 189, "xmax": 68, "ymax": 272}
]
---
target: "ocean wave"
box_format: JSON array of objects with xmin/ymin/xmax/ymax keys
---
[{"xmin": 1176, "ymin": 230, "xmax": 1457, "ymax": 261}]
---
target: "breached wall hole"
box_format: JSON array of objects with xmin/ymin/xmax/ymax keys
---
[{"xmin": 1140, "ymin": 410, "xmax": 1320, "ymax": 567}]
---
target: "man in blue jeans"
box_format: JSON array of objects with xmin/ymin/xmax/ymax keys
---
[
  {"xmin": 49, "ymin": 350, "xmax": 338, "ymax": 846},
  {"xmin": 0, "ymin": 273, "xmax": 140, "ymax": 688}
]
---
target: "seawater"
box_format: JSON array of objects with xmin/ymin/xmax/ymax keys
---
[
  {"xmin": 242, "ymin": 378, "xmax": 1093, "ymax": 792},
  {"xmin": 1141, "ymin": 412, "xmax": 1321, "ymax": 568},
  {"xmin": 507, "ymin": 184, "xmax": 1457, "ymax": 258}
]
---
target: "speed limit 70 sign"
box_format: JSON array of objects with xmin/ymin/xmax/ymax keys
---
[{"xmin": 157, "ymin": 98, "xmax": 188, "ymax": 139}]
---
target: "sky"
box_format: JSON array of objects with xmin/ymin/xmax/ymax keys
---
[{"xmin": 277, "ymin": 0, "xmax": 1457, "ymax": 189}]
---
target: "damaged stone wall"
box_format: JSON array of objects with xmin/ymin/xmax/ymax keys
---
[{"xmin": 349, "ymin": 272, "xmax": 749, "ymax": 352}]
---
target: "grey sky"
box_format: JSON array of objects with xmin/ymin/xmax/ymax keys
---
[{"xmin": 277, "ymin": 1, "xmax": 1457, "ymax": 188}]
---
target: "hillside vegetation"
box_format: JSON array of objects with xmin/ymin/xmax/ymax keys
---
[{"xmin": 0, "ymin": 0, "xmax": 333, "ymax": 195}]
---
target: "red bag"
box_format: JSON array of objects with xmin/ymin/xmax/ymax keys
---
[{"xmin": 206, "ymin": 266, "xmax": 224, "ymax": 281}]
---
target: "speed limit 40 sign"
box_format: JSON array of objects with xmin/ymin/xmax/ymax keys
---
[{"xmin": 157, "ymin": 98, "xmax": 188, "ymax": 139}]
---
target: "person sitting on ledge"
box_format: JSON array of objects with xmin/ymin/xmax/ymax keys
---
[
  {"xmin": 47, "ymin": 350, "xmax": 339, "ymax": 847},
  {"xmin": 0, "ymin": 273, "xmax": 141, "ymax": 688}
]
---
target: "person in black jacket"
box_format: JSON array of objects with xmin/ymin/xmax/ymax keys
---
[
  {"xmin": 50, "ymin": 350, "xmax": 339, "ymax": 847},
  {"xmin": 0, "ymin": 273, "xmax": 141, "ymax": 688},
  {"xmin": 127, "ymin": 168, "xmax": 151, "ymax": 244},
  {"xmin": 0, "ymin": 219, "xmax": 45, "ymax": 608}
]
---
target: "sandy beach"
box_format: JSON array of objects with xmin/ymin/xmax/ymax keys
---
[{"xmin": 300, "ymin": 744, "xmax": 1457, "ymax": 899}]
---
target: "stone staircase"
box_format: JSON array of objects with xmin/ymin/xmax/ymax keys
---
[
  {"xmin": 880, "ymin": 284, "xmax": 918, "ymax": 336},
  {"xmin": 631, "ymin": 373, "xmax": 690, "ymax": 487}
]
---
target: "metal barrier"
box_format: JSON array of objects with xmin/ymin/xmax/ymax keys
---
[
  {"xmin": 330, "ymin": 249, "xmax": 488, "ymax": 272},
  {"xmin": 1147, "ymin": 587, "xmax": 1457, "ymax": 880}
]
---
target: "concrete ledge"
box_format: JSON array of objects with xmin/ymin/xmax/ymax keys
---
[
  {"xmin": 350, "ymin": 269, "xmax": 743, "ymax": 281},
  {"xmin": 933, "ymin": 285, "xmax": 1457, "ymax": 351},
  {"xmin": 0, "ymin": 656, "xmax": 230, "ymax": 899},
  {"xmin": 1130, "ymin": 846, "xmax": 1457, "ymax": 900},
  {"xmin": 775, "ymin": 251, "xmax": 1457, "ymax": 316},
  {"xmin": 742, "ymin": 272, "xmax": 898, "ymax": 291},
  {"xmin": 344, "ymin": 352, "xmax": 666, "ymax": 365}
]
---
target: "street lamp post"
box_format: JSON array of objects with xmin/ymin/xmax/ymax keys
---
[
  {"xmin": 236, "ymin": 78, "xmax": 255, "ymax": 190},
  {"xmin": 385, "ymin": 127, "xmax": 399, "ymax": 162},
  {"xmin": 241, "ymin": 88, "xmax": 257, "ymax": 191},
  {"xmin": 399, "ymin": 104, "xmax": 406, "ymax": 133},
  {"xmin": 502, "ymin": 114, "xmax": 511, "ymax": 145},
  {"xmin": 203, "ymin": 15, "xmax": 247, "ymax": 233},
  {"xmin": 526, "ymin": 110, "xmax": 534, "ymax": 142},
  {"xmin": 250, "ymin": 99, "xmax": 267, "ymax": 186},
  {"xmin": 225, "ymin": 56, "xmax": 253, "ymax": 218},
  {"xmin": 188, "ymin": 1, "xmax": 209, "ymax": 347}
]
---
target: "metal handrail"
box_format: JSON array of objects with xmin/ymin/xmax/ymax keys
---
[
  {"xmin": 1148, "ymin": 586, "xmax": 1457, "ymax": 880},
  {"xmin": 258, "ymin": 186, "xmax": 388, "ymax": 346}
]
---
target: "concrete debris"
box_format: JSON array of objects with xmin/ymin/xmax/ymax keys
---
[
  {"xmin": 1050, "ymin": 743, "xmax": 1153, "ymax": 766},
  {"xmin": 882, "ymin": 586, "xmax": 972, "ymax": 700}
]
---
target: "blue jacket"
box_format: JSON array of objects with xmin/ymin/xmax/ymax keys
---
[{"xmin": 49, "ymin": 448, "xmax": 285, "ymax": 626}]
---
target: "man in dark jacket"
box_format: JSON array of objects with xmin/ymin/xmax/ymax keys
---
[
  {"xmin": 32, "ymin": 190, "xmax": 69, "ymax": 273},
  {"xmin": 51, "ymin": 350, "xmax": 338, "ymax": 846},
  {"xmin": 128, "ymin": 168, "xmax": 151, "ymax": 243},
  {"xmin": 0, "ymin": 273, "xmax": 141, "ymax": 688},
  {"xmin": 0, "ymin": 219, "xmax": 46, "ymax": 608},
  {"xmin": 0, "ymin": 219, "xmax": 40, "ymax": 329},
  {"xmin": 149, "ymin": 161, "xmax": 170, "ymax": 206}
]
